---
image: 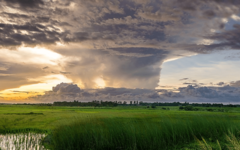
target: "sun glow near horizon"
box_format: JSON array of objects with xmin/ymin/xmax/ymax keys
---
[
  {"xmin": 0, "ymin": 74, "xmax": 72, "ymax": 101},
  {"xmin": 94, "ymin": 77, "xmax": 106, "ymax": 89}
]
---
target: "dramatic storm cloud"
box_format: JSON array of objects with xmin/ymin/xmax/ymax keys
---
[{"xmin": 1, "ymin": 0, "xmax": 240, "ymax": 102}]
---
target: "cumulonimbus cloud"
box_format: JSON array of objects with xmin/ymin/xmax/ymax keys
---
[{"xmin": 1, "ymin": 0, "xmax": 240, "ymax": 93}]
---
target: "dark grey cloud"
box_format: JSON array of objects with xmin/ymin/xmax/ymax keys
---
[
  {"xmin": 205, "ymin": 25, "xmax": 240, "ymax": 50},
  {"xmin": 30, "ymin": 82, "xmax": 240, "ymax": 103},
  {"xmin": 183, "ymin": 82, "xmax": 198, "ymax": 86},
  {"xmin": 31, "ymin": 83, "xmax": 161, "ymax": 102},
  {"xmin": 60, "ymin": 71, "xmax": 71, "ymax": 75},
  {"xmin": 52, "ymin": 83, "xmax": 81, "ymax": 94},
  {"xmin": 42, "ymin": 66, "xmax": 49, "ymax": 70},
  {"xmin": 179, "ymin": 85, "xmax": 219, "ymax": 98},
  {"xmin": 0, "ymin": 0, "xmax": 239, "ymax": 52},
  {"xmin": 217, "ymin": 85, "xmax": 236, "ymax": 91},
  {"xmin": 230, "ymin": 81, "xmax": 240, "ymax": 87},
  {"xmin": 1, "ymin": 0, "xmax": 240, "ymax": 94},
  {"xmin": 0, "ymin": 22, "xmax": 64, "ymax": 47},
  {"xmin": 0, "ymin": 0, "xmax": 238, "ymax": 50},
  {"xmin": 2, "ymin": 0, "xmax": 44, "ymax": 8},
  {"xmin": 180, "ymin": 78, "xmax": 189, "ymax": 81},
  {"xmin": 178, "ymin": 85, "xmax": 240, "ymax": 102},
  {"xmin": 216, "ymin": 82, "xmax": 225, "ymax": 86},
  {"xmin": 158, "ymin": 90, "xmax": 183, "ymax": 98},
  {"xmin": 202, "ymin": 10, "xmax": 216, "ymax": 19}
]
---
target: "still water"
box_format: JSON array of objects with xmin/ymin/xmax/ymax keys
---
[{"xmin": 0, "ymin": 133, "xmax": 46, "ymax": 150}]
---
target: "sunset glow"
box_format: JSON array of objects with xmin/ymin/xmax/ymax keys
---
[{"xmin": 0, "ymin": 0, "xmax": 240, "ymax": 103}]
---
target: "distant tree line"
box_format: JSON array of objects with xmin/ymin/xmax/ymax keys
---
[
  {"xmin": 53, "ymin": 100, "xmax": 118, "ymax": 107},
  {"xmin": 2, "ymin": 101, "xmax": 240, "ymax": 108},
  {"xmin": 179, "ymin": 105, "xmax": 226, "ymax": 112},
  {"xmin": 139, "ymin": 102, "xmax": 240, "ymax": 107},
  {"xmin": 53, "ymin": 101, "xmax": 240, "ymax": 108},
  {"xmin": 8, "ymin": 103, "xmax": 52, "ymax": 106}
]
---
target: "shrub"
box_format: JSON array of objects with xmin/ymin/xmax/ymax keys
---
[
  {"xmin": 179, "ymin": 106, "xmax": 184, "ymax": 110},
  {"xmin": 184, "ymin": 105, "xmax": 194, "ymax": 111},
  {"xmin": 206, "ymin": 109, "xmax": 214, "ymax": 112},
  {"xmin": 218, "ymin": 109, "xmax": 224, "ymax": 112},
  {"xmin": 151, "ymin": 105, "xmax": 156, "ymax": 109},
  {"xmin": 193, "ymin": 108, "xmax": 199, "ymax": 111}
]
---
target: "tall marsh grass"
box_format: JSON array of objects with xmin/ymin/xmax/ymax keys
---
[
  {"xmin": 48, "ymin": 115, "xmax": 240, "ymax": 150},
  {"xmin": 195, "ymin": 131, "xmax": 240, "ymax": 150}
]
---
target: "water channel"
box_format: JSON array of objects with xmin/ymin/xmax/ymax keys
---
[{"xmin": 0, "ymin": 133, "xmax": 46, "ymax": 150}]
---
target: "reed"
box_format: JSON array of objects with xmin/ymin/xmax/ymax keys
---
[{"xmin": 48, "ymin": 115, "xmax": 240, "ymax": 150}]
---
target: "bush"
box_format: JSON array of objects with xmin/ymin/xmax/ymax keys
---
[
  {"xmin": 206, "ymin": 108, "xmax": 214, "ymax": 112},
  {"xmin": 184, "ymin": 105, "xmax": 193, "ymax": 111},
  {"xmin": 218, "ymin": 109, "xmax": 224, "ymax": 112},
  {"xmin": 179, "ymin": 106, "xmax": 184, "ymax": 110},
  {"xmin": 180, "ymin": 106, "xmax": 198, "ymax": 111},
  {"xmin": 193, "ymin": 108, "xmax": 199, "ymax": 111},
  {"xmin": 151, "ymin": 105, "xmax": 156, "ymax": 109}
]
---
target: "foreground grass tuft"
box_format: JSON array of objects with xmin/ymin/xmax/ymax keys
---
[
  {"xmin": 193, "ymin": 131, "xmax": 240, "ymax": 150},
  {"xmin": 47, "ymin": 115, "xmax": 240, "ymax": 150}
]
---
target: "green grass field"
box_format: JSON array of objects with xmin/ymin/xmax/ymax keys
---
[{"xmin": 0, "ymin": 105, "xmax": 240, "ymax": 149}]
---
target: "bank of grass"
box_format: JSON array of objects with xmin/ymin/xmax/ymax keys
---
[
  {"xmin": 1, "ymin": 105, "xmax": 240, "ymax": 149},
  {"xmin": 46, "ymin": 115, "xmax": 240, "ymax": 150}
]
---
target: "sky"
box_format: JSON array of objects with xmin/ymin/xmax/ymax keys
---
[{"xmin": 0, "ymin": 0, "xmax": 240, "ymax": 103}]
